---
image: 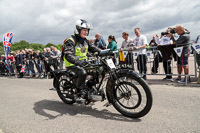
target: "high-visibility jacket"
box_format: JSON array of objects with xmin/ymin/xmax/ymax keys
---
[{"xmin": 64, "ymin": 37, "xmax": 88, "ymax": 67}]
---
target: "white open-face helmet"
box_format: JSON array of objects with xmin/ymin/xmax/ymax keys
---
[{"xmin": 74, "ymin": 19, "xmax": 92, "ymax": 35}]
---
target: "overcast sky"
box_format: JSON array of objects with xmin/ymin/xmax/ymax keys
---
[{"xmin": 0, "ymin": 0, "xmax": 200, "ymax": 46}]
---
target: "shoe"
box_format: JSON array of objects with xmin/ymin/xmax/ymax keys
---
[
  {"xmin": 178, "ymin": 78, "xmax": 191, "ymax": 84},
  {"xmin": 73, "ymin": 94, "xmax": 86, "ymax": 104},
  {"xmin": 163, "ymin": 77, "xmax": 173, "ymax": 81},
  {"xmin": 143, "ymin": 75, "xmax": 147, "ymax": 80},
  {"xmin": 31, "ymin": 75, "xmax": 36, "ymax": 78},
  {"xmin": 162, "ymin": 77, "xmax": 168, "ymax": 80},
  {"xmin": 173, "ymin": 78, "xmax": 181, "ymax": 82},
  {"xmin": 151, "ymin": 71, "xmax": 158, "ymax": 74}
]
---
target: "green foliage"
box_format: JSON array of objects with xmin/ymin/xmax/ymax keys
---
[
  {"xmin": 57, "ymin": 44, "xmax": 63, "ymax": 51},
  {"xmin": 0, "ymin": 40, "xmax": 61, "ymax": 54},
  {"xmin": 0, "ymin": 42, "xmax": 4, "ymax": 55},
  {"xmin": 45, "ymin": 43, "xmax": 57, "ymax": 48},
  {"xmin": 30, "ymin": 43, "xmax": 44, "ymax": 51}
]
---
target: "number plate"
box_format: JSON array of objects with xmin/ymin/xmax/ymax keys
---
[{"xmin": 106, "ymin": 59, "xmax": 116, "ymax": 69}]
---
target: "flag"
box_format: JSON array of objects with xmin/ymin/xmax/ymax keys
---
[
  {"xmin": 173, "ymin": 47, "xmax": 183, "ymax": 57},
  {"xmin": 123, "ymin": 51, "xmax": 128, "ymax": 58},
  {"xmin": 192, "ymin": 43, "xmax": 200, "ymax": 54},
  {"xmin": 3, "ymin": 32, "xmax": 14, "ymax": 71},
  {"xmin": 20, "ymin": 65, "xmax": 26, "ymax": 73},
  {"xmin": 133, "ymin": 51, "xmax": 139, "ymax": 59},
  {"xmin": 146, "ymin": 51, "xmax": 152, "ymax": 59}
]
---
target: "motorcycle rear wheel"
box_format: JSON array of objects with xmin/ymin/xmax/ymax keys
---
[{"xmin": 55, "ymin": 73, "xmax": 75, "ymax": 104}]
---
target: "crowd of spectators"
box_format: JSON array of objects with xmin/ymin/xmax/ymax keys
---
[
  {"xmin": 0, "ymin": 46, "xmax": 61, "ymax": 78},
  {"xmin": 1, "ymin": 25, "xmax": 199, "ymax": 83}
]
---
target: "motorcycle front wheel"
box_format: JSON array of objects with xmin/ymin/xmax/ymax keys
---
[{"xmin": 112, "ymin": 73, "xmax": 153, "ymax": 118}]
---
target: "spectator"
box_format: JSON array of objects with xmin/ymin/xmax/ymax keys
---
[
  {"xmin": 51, "ymin": 47, "xmax": 61, "ymax": 70},
  {"xmin": 44, "ymin": 48, "xmax": 52, "ymax": 76},
  {"xmin": 170, "ymin": 25, "xmax": 191, "ymax": 83},
  {"xmin": 157, "ymin": 28, "xmax": 174, "ymax": 81},
  {"xmin": 50, "ymin": 46, "xmax": 55, "ymax": 51},
  {"xmin": 107, "ymin": 35, "xmax": 118, "ymax": 64},
  {"xmin": 28, "ymin": 49, "xmax": 37, "ymax": 77},
  {"xmin": 150, "ymin": 35, "xmax": 161, "ymax": 74},
  {"xmin": 107, "ymin": 35, "xmax": 117, "ymax": 51},
  {"xmin": 120, "ymin": 32, "xmax": 134, "ymax": 69},
  {"xmin": 15, "ymin": 50, "xmax": 23, "ymax": 78},
  {"xmin": 133, "ymin": 27, "xmax": 148, "ymax": 80},
  {"xmin": 36, "ymin": 50, "xmax": 45, "ymax": 78},
  {"xmin": 195, "ymin": 35, "xmax": 200, "ymax": 83},
  {"xmin": 0, "ymin": 55, "xmax": 6, "ymax": 75},
  {"xmin": 7, "ymin": 54, "xmax": 15, "ymax": 75},
  {"xmin": 89, "ymin": 39, "xmax": 94, "ymax": 45},
  {"xmin": 94, "ymin": 33, "xmax": 106, "ymax": 49},
  {"xmin": 195, "ymin": 35, "xmax": 200, "ymax": 43}
]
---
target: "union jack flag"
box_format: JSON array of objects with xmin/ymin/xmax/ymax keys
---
[
  {"xmin": 20, "ymin": 65, "xmax": 26, "ymax": 73},
  {"xmin": 3, "ymin": 32, "xmax": 14, "ymax": 71}
]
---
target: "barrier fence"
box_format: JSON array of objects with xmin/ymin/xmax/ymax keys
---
[
  {"xmin": 116, "ymin": 43, "xmax": 200, "ymax": 85},
  {"xmin": 1, "ymin": 43, "xmax": 200, "ymax": 85}
]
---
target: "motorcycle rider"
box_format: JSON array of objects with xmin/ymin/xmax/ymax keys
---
[{"xmin": 63, "ymin": 19, "xmax": 101, "ymax": 101}]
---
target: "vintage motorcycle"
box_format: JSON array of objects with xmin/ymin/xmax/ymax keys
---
[{"xmin": 52, "ymin": 50, "xmax": 153, "ymax": 118}]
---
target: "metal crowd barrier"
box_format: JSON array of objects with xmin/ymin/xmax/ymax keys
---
[
  {"xmin": 1, "ymin": 44, "xmax": 200, "ymax": 85},
  {"xmin": 115, "ymin": 43, "xmax": 200, "ymax": 85},
  {"xmin": 0, "ymin": 57, "xmax": 63, "ymax": 78}
]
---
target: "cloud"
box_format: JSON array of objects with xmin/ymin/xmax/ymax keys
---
[{"xmin": 0, "ymin": 0, "xmax": 199, "ymax": 46}]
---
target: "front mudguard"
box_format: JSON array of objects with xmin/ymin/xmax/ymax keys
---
[{"xmin": 106, "ymin": 69, "xmax": 142, "ymax": 103}]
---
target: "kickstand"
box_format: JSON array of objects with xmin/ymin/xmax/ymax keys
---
[{"xmin": 103, "ymin": 102, "xmax": 111, "ymax": 107}]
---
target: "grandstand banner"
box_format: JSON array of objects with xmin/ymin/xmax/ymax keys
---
[
  {"xmin": 192, "ymin": 43, "xmax": 200, "ymax": 54},
  {"xmin": 122, "ymin": 51, "xmax": 128, "ymax": 58},
  {"xmin": 173, "ymin": 47, "xmax": 183, "ymax": 57},
  {"xmin": 133, "ymin": 51, "xmax": 139, "ymax": 59},
  {"xmin": 3, "ymin": 32, "xmax": 14, "ymax": 71},
  {"xmin": 146, "ymin": 51, "xmax": 152, "ymax": 59}
]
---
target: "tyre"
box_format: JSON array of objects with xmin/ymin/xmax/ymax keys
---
[
  {"xmin": 55, "ymin": 73, "xmax": 75, "ymax": 104},
  {"xmin": 111, "ymin": 73, "xmax": 153, "ymax": 118}
]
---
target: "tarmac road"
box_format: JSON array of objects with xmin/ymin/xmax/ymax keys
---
[{"xmin": 0, "ymin": 77, "xmax": 200, "ymax": 133}]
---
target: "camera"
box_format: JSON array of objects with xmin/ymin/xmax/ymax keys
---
[{"xmin": 161, "ymin": 28, "xmax": 176, "ymax": 35}]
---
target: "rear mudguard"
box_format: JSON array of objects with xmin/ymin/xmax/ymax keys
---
[
  {"xmin": 106, "ymin": 69, "xmax": 142, "ymax": 103},
  {"xmin": 52, "ymin": 69, "xmax": 75, "ymax": 88}
]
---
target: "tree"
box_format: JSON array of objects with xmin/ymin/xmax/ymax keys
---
[
  {"xmin": 45, "ymin": 43, "xmax": 57, "ymax": 48},
  {"xmin": 30, "ymin": 43, "xmax": 44, "ymax": 52},
  {"xmin": 57, "ymin": 44, "xmax": 62, "ymax": 51},
  {"xmin": 10, "ymin": 40, "xmax": 29, "ymax": 51}
]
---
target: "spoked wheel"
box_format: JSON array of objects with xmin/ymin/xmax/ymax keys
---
[
  {"xmin": 56, "ymin": 73, "xmax": 75, "ymax": 104},
  {"xmin": 112, "ymin": 74, "xmax": 152, "ymax": 118}
]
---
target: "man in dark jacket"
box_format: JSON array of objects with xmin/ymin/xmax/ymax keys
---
[
  {"xmin": 15, "ymin": 50, "xmax": 23, "ymax": 78},
  {"xmin": 94, "ymin": 33, "xmax": 106, "ymax": 50}
]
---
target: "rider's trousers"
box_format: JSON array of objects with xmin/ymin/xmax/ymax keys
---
[{"xmin": 67, "ymin": 66, "xmax": 87, "ymax": 90}]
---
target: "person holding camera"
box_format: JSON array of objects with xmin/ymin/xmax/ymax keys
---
[
  {"xmin": 169, "ymin": 25, "xmax": 190, "ymax": 83},
  {"xmin": 157, "ymin": 28, "xmax": 174, "ymax": 81}
]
